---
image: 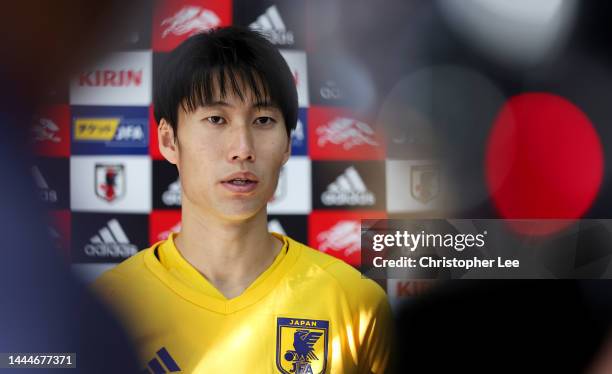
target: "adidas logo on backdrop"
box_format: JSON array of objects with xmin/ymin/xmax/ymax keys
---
[
  {"xmin": 31, "ymin": 166, "xmax": 58, "ymax": 203},
  {"xmin": 249, "ymin": 5, "xmax": 294, "ymax": 46},
  {"xmin": 162, "ymin": 179, "xmax": 181, "ymax": 206},
  {"xmin": 321, "ymin": 166, "xmax": 375, "ymax": 206},
  {"xmin": 85, "ymin": 219, "xmax": 137, "ymax": 258}
]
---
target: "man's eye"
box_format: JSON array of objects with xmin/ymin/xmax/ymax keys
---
[
  {"xmin": 254, "ymin": 117, "xmax": 276, "ymax": 126},
  {"xmin": 206, "ymin": 116, "xmax": 225, "ymax": 125}
]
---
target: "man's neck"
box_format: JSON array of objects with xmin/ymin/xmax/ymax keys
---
[{"xmin": 173, "ymin": 201, "xmax": 282, "ymax": 300}]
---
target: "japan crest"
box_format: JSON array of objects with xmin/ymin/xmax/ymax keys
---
[
  {"xmin": 410, "ymin": 164, "xmax": 440, "ymax": 204},
  {"xmin": 276, "ymin": 317, "xmax": 329, "ymax": 374},
  {"xmin": 95, "ymin": 163, "xmax": 125, "ymax": 202}
]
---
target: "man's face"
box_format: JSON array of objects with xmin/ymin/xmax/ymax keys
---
[{"xmin": 159, "ymin": 85, "xmax": 290, "ymax": 222}]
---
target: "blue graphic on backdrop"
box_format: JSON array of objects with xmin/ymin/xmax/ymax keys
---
[
  {"xmin": 291, "ymin": 108, "xmax": 307, "ymax": 156},
  {"xmin": 71, "ymin": 106, "xmax": 149, "ymax": 154}
]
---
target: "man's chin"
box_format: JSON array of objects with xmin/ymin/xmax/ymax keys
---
[{"xmin": 217, "ymin": 202, "xmax": 267, "ymax": 223}]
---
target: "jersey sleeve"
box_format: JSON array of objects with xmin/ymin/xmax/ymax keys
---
[
  {"xmin": 324, "ymin": 261, "xmax": 394, "ymax": 374},
  {"xmin": 91, "ymin": 269, "xmax": 124, "ymax": 307},
  {"xmin": 358, "ymin": 285, "xmax": 393, "ymax": 374}
]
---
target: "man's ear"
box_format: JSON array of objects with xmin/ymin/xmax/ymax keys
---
[
  {"xmin": 281, "ymin": 136, "xmax": 291, "ymax": 166},
  {"xmin": 158, "ymin": 118, "xmax": 179, "ymax": 165}
]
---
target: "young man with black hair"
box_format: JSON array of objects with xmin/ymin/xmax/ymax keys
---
[{"xmin": 95, "ymin": 26, "xmax": 392, "ymax": 373}]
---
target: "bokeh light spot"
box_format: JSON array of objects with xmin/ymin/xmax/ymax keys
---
[{"xmin": 485, "ymin": 92, "xmax": 604, "ymax": 235}]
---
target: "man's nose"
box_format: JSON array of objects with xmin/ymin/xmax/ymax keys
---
[{"xmin": 228, "ymin": 124, "xmax": 255, "ymax": 162}]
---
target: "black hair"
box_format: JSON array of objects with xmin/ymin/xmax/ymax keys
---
[{"xmin": 153, "ymin": 26, "xmax": 298, "ymax": 139}]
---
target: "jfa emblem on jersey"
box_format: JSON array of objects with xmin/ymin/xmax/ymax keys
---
[
  {"xmin": 95, "ymin": 163, "xmax": 125, "ymax": 202},
  {"xmin": 276, "ymin": 317, "xmax": 329, "ymax": 374},
  {"xmin": 411, "ymin": 164, "xmax": 440, "ymax": 204}
]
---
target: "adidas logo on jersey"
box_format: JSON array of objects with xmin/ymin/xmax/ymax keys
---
[
  {"xmin": 321, "ymin": 166, "xmax": 375, "ymax": 206},
  {"xmin": 317, "ymin": 117, "xmax": 378, "ymax": 150},
  {"xmin": 144, "ymin": 347, "xmax": 181, "ymax": 373},
  {"xmin": 249, "ymin": 5, "xmax": 294, "ymax": 45},
  {"xmin": 317, "ymin": 220, "xmax": 361, "ymax": 256},
  {"xmin": 162, "ymin": 179, "xmax": 181, "ymax": 206},
  {"xmin": 84, "ymin": 219, "xmax": 137, "ymax": 258},
  {"xmin": 31, "ymin": 166, "xmax": 58, "ymax": 203}
]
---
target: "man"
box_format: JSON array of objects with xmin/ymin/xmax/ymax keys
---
[{"xmin": 94, "ymin": 26, "xmax": 392, "ymax": 373}]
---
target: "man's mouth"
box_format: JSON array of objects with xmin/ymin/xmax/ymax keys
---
[
  {"xmin": 221, "ymin": 173, "xmax": 259, "ymax": 193},
  {"xmin": 226, "ymin": 178, "xmax": 256, "ymax": 186}
]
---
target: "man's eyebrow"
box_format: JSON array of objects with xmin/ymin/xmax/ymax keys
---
[
  {"xmin": 252, "ymin": 101, "xmax": 277, "ymax": 109},
  {"xmin": 202, "ymin": 101, "xmax": 232, "ymax": 108},
  {"xmin": 197, "ymin": 100, "xmax": 279, "ymax": 111}
]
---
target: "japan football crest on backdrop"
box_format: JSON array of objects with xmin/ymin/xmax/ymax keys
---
[{"xmin": 95, "ymin": 164, "xmax": 125, "ymax": 203}]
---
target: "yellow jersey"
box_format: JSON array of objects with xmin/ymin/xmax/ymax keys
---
[{"xmin": 93, "ymin": 232, "xmax": 392, "ymax": 373}]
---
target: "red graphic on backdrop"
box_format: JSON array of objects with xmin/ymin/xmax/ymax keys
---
[
  {"xmin": 308, "ymin": 107, "xmax": 385, "ymax": 160},
  {"xmin": 49, "ymin": 210, "xmax": 71, "ymax": 263},
  {"xmin": 149, "ymin": 210, "xmax": 182, "ymax": 245},
  {"xmin": 153, "ymin": 0, "xmax": 232, "ymax": 52},
  {"xmin": 31, "ymin": 105, "xmax": 70, "ymax": 157},
  {"xmin": 149, "ymin": 105, "xmax": 164, "ymax": 159},
  {"xmin": 308, "ymin": 210, "xmax": 386, "ymax": 267}
]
